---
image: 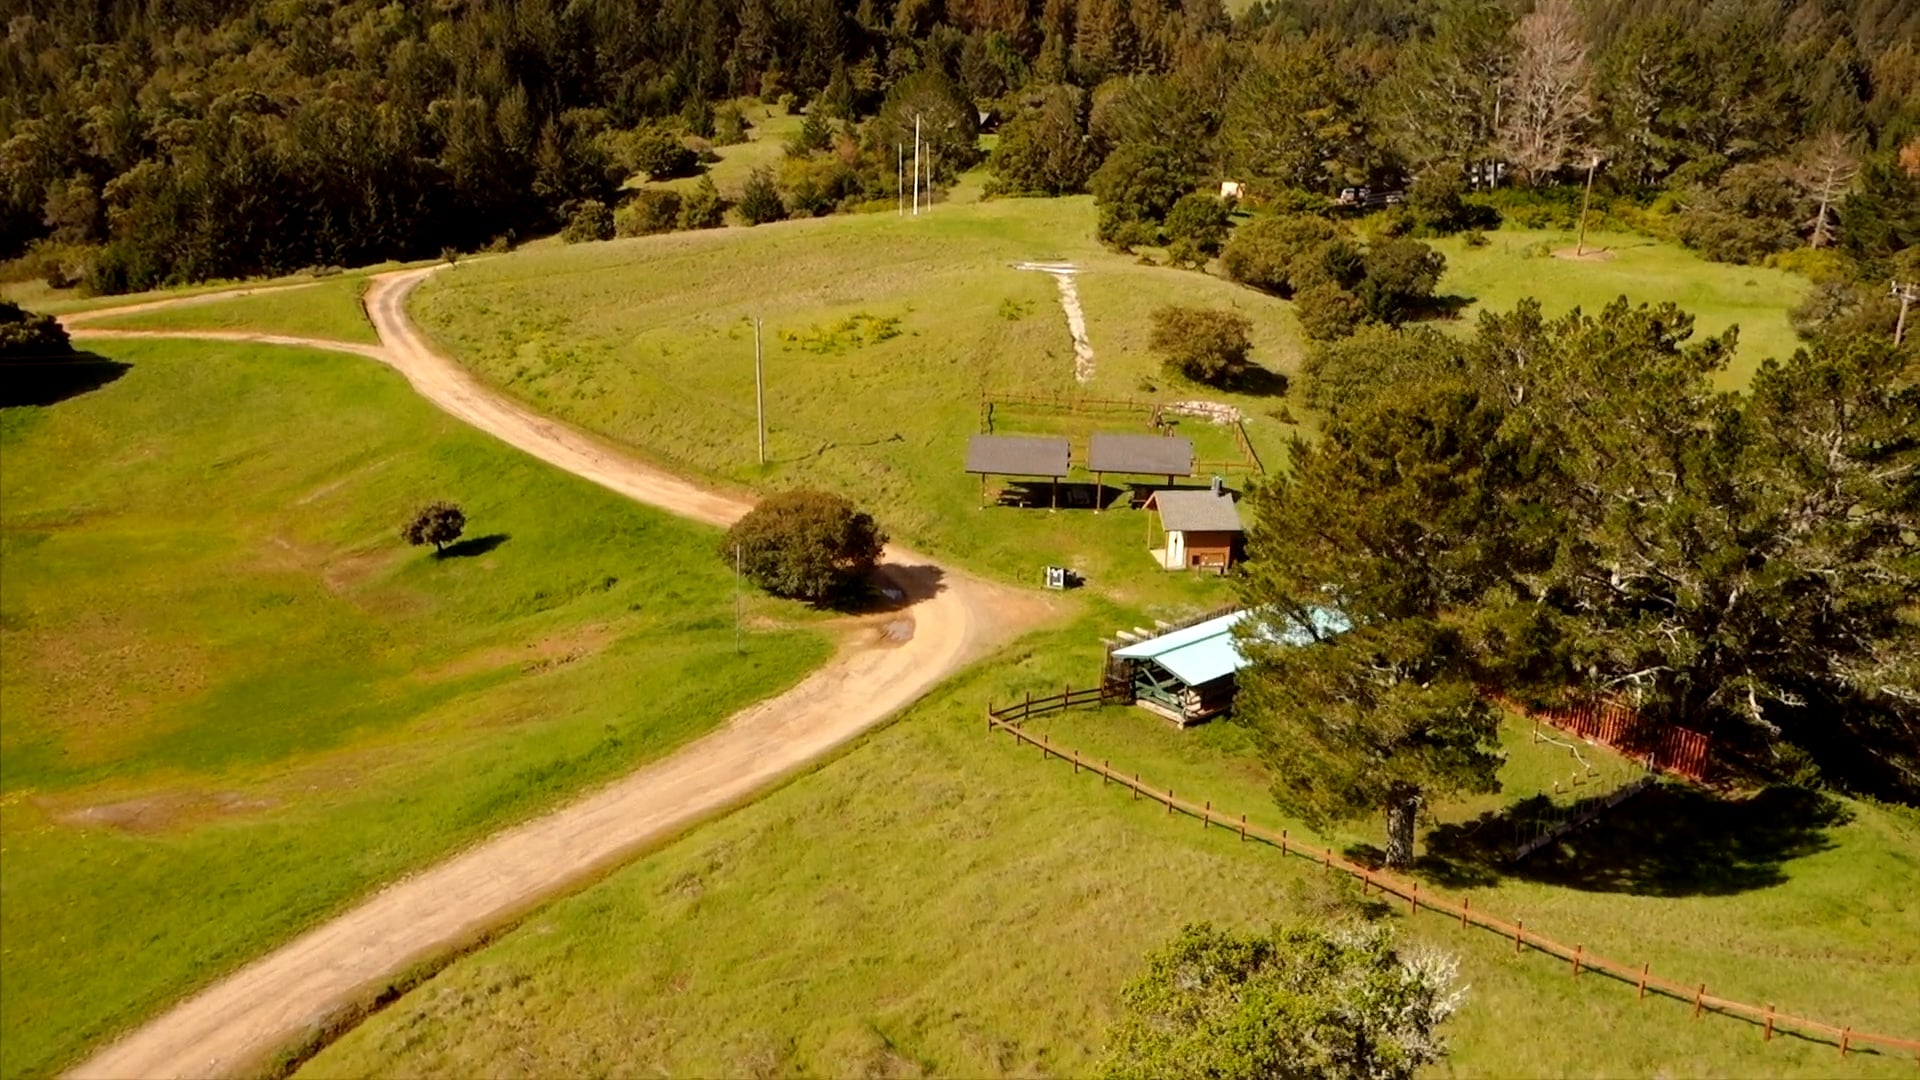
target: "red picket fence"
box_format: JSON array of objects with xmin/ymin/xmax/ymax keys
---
[
  {"xmin": 985, "ymin": 689, "xmax": 1920, "ymax": 1065},
  {"xmin": 1523, "ymin": 696, "xmax": 1713, "ymax": 782}
]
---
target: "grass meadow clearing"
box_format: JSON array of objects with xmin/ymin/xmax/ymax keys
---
[
  {"xmin": 0, "ymin": 338, "xmax": 830, "ymax": 1076},
  {"xmin": 79, "ymin": 273, "xmax": 382, "ymax": 344},
  {"xmin": 307, "ymin": 607, "xmax": 1920, "ymax": 1079},
  {"xmin": 1425, "ymin": 228, "xmax": 1810, "ymax": 386}
]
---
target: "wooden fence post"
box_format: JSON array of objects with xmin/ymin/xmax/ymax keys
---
[
  {"xmin": 1838, "ymin": 1028, "xmax": 1849, "ymax": 1057},
  {"xmin": 1763, "ymin": 1005, "xmax": 1774, "ymax": 1042},
  {"xmin": 1637, "ymin": 964, "xmax": 1649, "ymax": 1000},
  {"xmin": 1515, "ymin": 920, "xmax": 1524, "ymax": 954},
  {"xmin": 1024, "ymin": 689, "xmax": 1031, "ymax": 717},
  {"xmin": 1240, "ymin": 814, "xmax": 1247, "ymax": 842},
  {"xmin": 1167, "ymin": 789, "xmax": 1174, "ymax": 814},
  {"xmin": 1281, "ymin": 830, "xmax": 1288, "ymax": 855},
  {"xmin": 1460, "ymin": 896, "xmax": 1469, "ymax": 930},
  {"xmin": 1133, "ymin": 773, "xmax": 1140, "ymax": 800},
  {"xmin": 1072, "ymin": 750, "xmax": 1079, "ymax": 775},
  {"xmin": 1692, "ymin": 984, "xmax": 1706, "ymax": 1020},
  {"xmin": 1572, "ymin": 945, "xmax": 1583, "ymax": 977},
  {"xmin": 1103, "ymin": 759, "xmax": 1109, "ymax": 785},
  {"xmin": 1042, "ymin": 733, "xmax": 1049, "ymax": 760},
  {"xmin": 1409, "ymin": 883, "xmax": 1418, "ymax": 915},
  {"xmin": 1203, "ymin": 800, "xmax": 1210, "ymax": 828}
]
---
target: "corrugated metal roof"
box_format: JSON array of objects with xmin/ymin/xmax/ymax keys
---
[
  {"xmin": 965, "ymin": 435, "xmax": 1071, "ymax": 477},
  {"xmin": 1088, "ymin": 433, "xmax": 1194, "ymax": 476},
  {"xmin": 1148, "ymin": 489, "xmax": 1243, "ymax": 532},
  {"xmin": 1112, "ymin": 606, "xmax": 1351, "ymax": 686}
]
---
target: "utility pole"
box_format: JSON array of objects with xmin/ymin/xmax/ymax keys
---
[
  {"xmin": 912, "ymin": 114, "xmax": 921, "ymax": 217},
  {"xmin": 1575, "ymin": 154, "xmax": 1600, "ymax": 257},
  {"xmin": 1894, "ymin": 279, "xmax": 1918, "ymax": 347},
  {"xmin": 733, "ymin": 542, "xmax": 743, "ymax": 654},
  {"xmin": 754, "ymin": 316, "xmax": 766, "ymax": 465}
]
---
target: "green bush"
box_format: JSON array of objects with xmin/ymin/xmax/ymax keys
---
[
  {"xmin": 678, "ymin": 177, "xmax": 727, "ymax": 230},
  {"xmin": 0, "ymin": 300, "xmax": 73, "ymax": 359},
  {"xmin": 1356, "ymin": 237, "xmax": 1445, "ymax": 323},
  {"xmin": 561, "ymin": 200, "xmax": 615, "ymax": 243},
  {"xmin": 1148, "ymin": 305, "xmax": 1253, "ymax": 386},
  {"xmin": 736, "ymin": 167, "xmax": 788, "ymax": 225},
  {"xmin": 721, "ymin": 489, "xmax": 888, "ymax": 604},
  {"xmin": 615, "ymin": 190, "xmax": 683, "ymax": 237},
  {"xmin": 1164, "ymin": 193, "xmax": 1232, "ymax": 267},
  {"xmin": 1221, "ymin": 214, "xmax": 1349, "ymax": 297},
  {"xmin": 1294, "ymin": 283, "xmax": 1365, "ymax": 342},
  {"xmin": 714, "ymin": 103, "xmax": 750, "ymax": 146}
]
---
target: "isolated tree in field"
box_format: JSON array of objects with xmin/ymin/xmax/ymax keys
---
[
  {"xmin": 1497, "ymin": 0, "xmax": 1591, "ymax": 184},
  {"xmin": 1100, "ymin": 922, "xmax": 1463, "ymax": 1080},
  {"xmin": 1148, "ymin": 306, "xmax": 1252, "ymax": 386},
  {"xmin": 1795, "ymin": 132, "xmax": 1860, "ymax": 249},
  {"xmin": 723, "ymin": 489, "xmax": 888, "ymax": 603},
  {"xmin": 0, "ymin": 300, "xmax": 72, "ymax": 359},
  {"xmin": 402, "ymin": 502, "xmax": 467, "ymax": 555},
  {"xmin": 736, "ymin": 167, "xmax": 787, "ymax": 225},
  {"xmin": 1356, "ymin": 238, "xmax": 1447, "ymax": 323}
]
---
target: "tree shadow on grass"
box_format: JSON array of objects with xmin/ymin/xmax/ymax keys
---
[
  {"xmin": 433, "ymin": 533, "xmax": 510, "ymax": 560},
  {"xmin": 1414, "ymin": 784, "xmax": 1851, "ymax": 896},
  {"xmin": 841, "ymin": 561, "xmax": 946, "ymax": 615},
  {"xmin": 0, "ymin": 354, "xmax": 131, "ymax": 408},
  {"xmin": 1408, "ymin": 294, "xmax": 1476, "ymax": 322},
  {"xmin": 1227, "ymin": 363, "xmax": 1289, "ymax": 396}
]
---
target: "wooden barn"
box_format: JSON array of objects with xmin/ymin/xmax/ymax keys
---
[
  {"xmin": 1108, "ymin": 606, "xmax": 1350, "ymax": 726},
  {"xmin": 1144, "ymin": 482, "xmax": 1243, "ymax": 571}
]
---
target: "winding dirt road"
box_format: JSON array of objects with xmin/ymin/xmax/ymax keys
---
[{"xmin": 61, "ymin": 269, "xmax": 1044, "ymax": 1078}]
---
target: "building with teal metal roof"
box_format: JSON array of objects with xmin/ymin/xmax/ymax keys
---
[{"xmin": 1110, "ymin": 606, "xmax": 1349, "ymax": 725}]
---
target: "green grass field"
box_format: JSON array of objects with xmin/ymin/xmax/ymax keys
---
[
  {"xmin": 306, "ymin": 609, "xmax": 1920, "ymax": 1078},
  {"xmin": 1427, "ymin": 228, "xmax": 1809, "ymax": 385},
  {"xmin": 633, "ymin": 106, "xmax": 807, "ymax": 205},
  {"xmin": 79, "ymin": 275, "xmax": 382, "ymax": 344},
  {"xmin": 0, "ymin": 338, "xmax": 831, "ymax": 1076}
]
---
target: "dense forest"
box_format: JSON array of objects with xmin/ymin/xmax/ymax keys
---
[{"xmin": 2, "ymin": 0, "xmax": 1916, "ymax": 293}]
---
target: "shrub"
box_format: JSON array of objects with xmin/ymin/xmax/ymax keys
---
[
  {"xmin": 561, "ymin": 200, "xmax": 615, "ymax": 243},
  {"xmin": 628, "ymin": 126, "xmax": 698, "ymax": 180},
  {"xmin": 785, "ymin": 112, "xmax": 834, "ymax": 157},
  {"xmin": 1356, "ymin": 237, "xmax": 1446, "ymax": 323},
  {"xmin": 615, "ymin": 190, "xmax": 683, "ymax": 237},
  {"xmin": 714, "ymin": 103, "xmax": 750, "ymax": 146},
  {"xmin": 1294, "ymin": 283, "xmax": 1366, "ymax": 342},
  {"xmin": 1100, "ymin": 922, "xmax": 1462, "ymax": 1080},
  {"xmin": 722, "ymin": 489, "xmax": 888, "ymax": 603},
  {"xmin": 1090, "ymin": 141, "xmax": 1199, "ymax": 246},
  {"xmin": 1405, "ymin": 171, "xmax": 1499, "ymax": 235},
  {"xmin": 401, "ymin": 502, "xmax": 466, "ymax": 555},
  {"xmin": 1221, "ymin": 213, "xmax": 1346, "ymax": 296},
  {"xmin": 1163, "ymin": 193, "xmax": 1232, "ymax": 267},
  {"xmin": 678, "ymin": 177, "xmax": 727, "ymax": 230},
  {"xmin": 1149, "ymin": 305, "xmax": 1253, "ymax": 386},
  {"xmin": 736, "ymin": 167, "xmax": 787, "ymax": 225},
  {"xmin": 1462, "ymin": 229, "xmax": 1489, "ymax": 248},
  {"xmin": 0, "ymin": 300, "xmax": 73, "ymax": 359}
]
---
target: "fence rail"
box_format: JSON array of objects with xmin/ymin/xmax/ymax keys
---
[
  {"xmin": 1516, "ymin": 696, "xmax": 1714, "ymax": 782},
  {"xmin": 984, "ymin": 689, "xmax": 1920, "ymax": 1064}
]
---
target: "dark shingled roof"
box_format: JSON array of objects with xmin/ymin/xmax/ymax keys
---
[
  {"xmin": 1148, "ymin": 489, "xmax": 1244, "ymax": 532},
  {"xmin": 1088, "ymin": 433, "xmax": 1195, "ymax": 476},
  {"xmin": 965, "ymin": 434, "xmax": 1071, "ymax": 477}
]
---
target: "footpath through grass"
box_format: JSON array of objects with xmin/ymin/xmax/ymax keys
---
[
  {"xmin": 0, "ymin": 338, "xmax": 831, "ymax": 1076},
  {"xmin": 307, "ymin": 607, "xmax": 1920, "ymax": 1078}
]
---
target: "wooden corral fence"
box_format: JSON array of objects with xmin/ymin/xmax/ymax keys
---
[
  {"xmin": 1520, "ymin": 696, "xmax": 1714, "ymax": 783},
  {"xmin": 984, "ymin": 689, "xmax": 1920, "ymax": 1065}
]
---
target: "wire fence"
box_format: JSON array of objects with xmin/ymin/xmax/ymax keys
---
[{"xmin": 984, "ymin": 689, "xmax": 1920, "ymax": 1065}]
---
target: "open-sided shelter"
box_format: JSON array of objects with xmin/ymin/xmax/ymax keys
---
[
  {"xmin": 1110, "ymin": 606, "xmax": 1350, "ymax": 725},
  {"xmin": 966, "ymin": 434, "xmax": 1071, "ymax": 508},
  {"xmin": 1087, "ymin": 433, "xmax": 1194, "ymax": 503},
  {"xmin": 1144, "ymin": 483, "xmax": 1243, "ymax": 571}
]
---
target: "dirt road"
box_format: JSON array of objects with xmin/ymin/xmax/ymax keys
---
[{"xmin": 63, "ymin": 268, "xmax": 1045, "ymax": 1078}]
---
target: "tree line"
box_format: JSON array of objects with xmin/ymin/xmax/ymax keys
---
[{"xmin": 4, "ymin": 0, "xmax": 1917, "ymax": 294}]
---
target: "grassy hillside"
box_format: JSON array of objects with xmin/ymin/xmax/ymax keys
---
[
  {"xmin": 395, "ymin": 198, "xmax": 1811, "ymax": 597},
  {"xmin": 307, "ymin": 610, "xmax": 1920, "ymax": 1078},
  {"xmin": 0, "ymin": 338, "xmax": 831, "ymax": 1076}
]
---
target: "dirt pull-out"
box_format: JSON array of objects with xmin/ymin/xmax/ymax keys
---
[{"xmin": 65, "ymin": 267, "xmax": 1049, "ymax": 1079}]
